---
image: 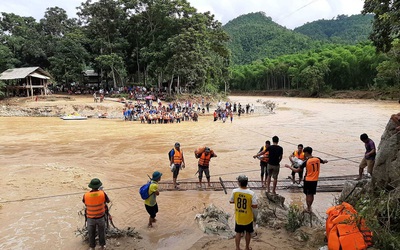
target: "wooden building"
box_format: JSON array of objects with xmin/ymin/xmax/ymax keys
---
[{"xmin": 0, "ymin": 67, "xmax": 52, "ymax": 98}]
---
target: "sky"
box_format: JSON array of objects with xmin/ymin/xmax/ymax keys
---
[{"xmin": 0, "ymin": 0, "xmax": 365, "ymax": 29}]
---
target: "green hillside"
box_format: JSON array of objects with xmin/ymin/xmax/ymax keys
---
[
  {"xmin": 223, "ymin": 12, "xmax": 316, "ymax": 65},
  {"xmin": 294, "ymin": 14, "xmax": 373, "ymax": 44}
]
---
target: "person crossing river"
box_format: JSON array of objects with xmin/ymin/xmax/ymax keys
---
[
  {"xmin": 195, "ymin": 146, "xmax": 217, "ymax": 188},
  {"xmin": 168, "ymin": 142, "xmax": 185, "ymax": 189}
]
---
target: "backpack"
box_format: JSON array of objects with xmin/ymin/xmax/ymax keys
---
[
  {"xmin": 168, "ymin": 149, "xmax": 174, "ymax": 161},
  {"xmin": 139, "ymin": 181, "xmax": 152, "ymax": 200}
]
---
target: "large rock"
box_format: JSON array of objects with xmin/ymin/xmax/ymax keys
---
[
  {"xmin": 372, "ymin": 118, "xmax": 400, "ymax": 191},
  {"xmin": 339, "ymin": 179, "xmax": 371, "ymax": 206},
  {"xmin": 195, "ymin": 204, "xmax": 234, "ymax": 238}
]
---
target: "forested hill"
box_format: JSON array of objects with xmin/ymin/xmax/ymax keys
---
[
  {"xmin": 294, "ymin": 14, "xmax": 373, "ymax": 44},
  {"xmin": 223, "ymin": 12, "xmax": 316, "ymax": 65}
]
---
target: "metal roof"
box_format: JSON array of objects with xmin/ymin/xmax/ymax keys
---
[
  {"xmin": 29, "ymin": 72, "xmax": 50, "ymax": 79},
  {"xmin": 0, "ymin": 67, "xmax": 52, "ymax": 80}
]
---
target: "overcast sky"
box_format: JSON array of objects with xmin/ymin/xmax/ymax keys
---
[{"xmin": 0, "ymin": 0, "xmax": 365, "ymax": 29}]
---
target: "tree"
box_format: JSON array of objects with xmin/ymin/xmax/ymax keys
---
[
  {"xmin": 362, "ymin": 0, "xmax": 400, "ymax": 53},
  {"xmin": 95, "ymin": 53, "xmax": 127, "ymax": 89}
]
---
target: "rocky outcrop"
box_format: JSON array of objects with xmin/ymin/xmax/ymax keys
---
[
  {"xmin": 339, "ymin": 117, "xmax": 400, "ymax": 249},
  {"xmin": 195, "ymin": 204, "xmax": 234, "ymax": 238},
  {"xmin": 372, "ymin": 118, "xmax": 400, "ymax": 191}
]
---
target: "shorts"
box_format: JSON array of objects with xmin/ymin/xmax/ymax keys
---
[
  {"xmin": 303, "ymin": 181, "xmax": 318, "ymax": 195},
  {"xmin": 359, "ymin": 158, "xmax": 375, "ymax": 174},
  {"xmin": 145, "ymin": 203, "xmax": 158, "ymax": 218},
  {"xmin": 267, "ymin": 164, "xmax": 280, "ymax": 179},
  {"xmin": 235, "ymin": 222, "xmax": 254, "ymax": 233},
  {"xmin": 198, "ymin": 165, "xmax": 210, "ymax": 179},
  {"xmin": 260, "ymin": 161, "xmax": 268, "ymax": 177},
  {"xmin": 173, "ymin": 164, "xmax": 181, "ymax": 178}
]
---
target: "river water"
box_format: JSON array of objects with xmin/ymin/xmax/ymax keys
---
[{"xmin": 0, "ymin": 96, "xmax": 397, "ymax": 249}]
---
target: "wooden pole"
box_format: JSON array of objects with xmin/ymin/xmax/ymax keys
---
[
  {"xmin": 30, "ymin": 76, "xmax": 33, "ymax": 99},
  {"xmin": 219, "ymin": 177, "xmax": 227, "ymax": 194}
]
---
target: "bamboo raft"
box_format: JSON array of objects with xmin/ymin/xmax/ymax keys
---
[{"xmin": 157, "ymin": 175, "xmax": 359, "ymax": 193}]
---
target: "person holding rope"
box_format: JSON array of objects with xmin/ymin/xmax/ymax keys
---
[
  {"xmin": 195, "ymin": 146, "xmax": 217, "ymax": 188},
  {"xmin": 285, "ymin": 147, "xmax": 328, "ymax": 213},
  {"xmin": 355, "ymin": 133, "xmax": 376, "ymax": 180},
  {"xmin": 255, "ymin": 140, "xmax": 270, "ymax": 187},
  {"xmin": 82, "ymin": 178, "xmax": 110, "ymax": 250},
  {"xmin": 253, "ymin": 136, "xmax": 283, "ymax": 194}
]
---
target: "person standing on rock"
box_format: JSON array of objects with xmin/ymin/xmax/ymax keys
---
[
  {"xmin": 253, "ymin": 136, "xmax": 283, "ymax": 194},
  {"xmin": 285, "ymin": 146, "xmax": 328, "ymax": 213},
  {"xmin": 82, "ymin": 178, "xmax": 110, "ymax": 250},
  {"xmin": 145, "ymin": 171, "xmax": 162, "ymax": 228},
  {"xmin": 355, "ymin": 133, "xmax": 376, "ymax": 180},
  {"xmin": 169, "ymin": 142, "xmax": 185, "ymax": 189},
  {"xmin": 195, "ymin": 146, "xmax": 217, "ymax": 187},
  {"xmin": 230, "ymin": 175, "xmax": 258, "ymax": 250}
]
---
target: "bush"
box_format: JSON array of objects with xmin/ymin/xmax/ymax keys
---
[
  {"xmin": 285, "ymin": 204, "xmax": 304, "ymax": 232},
  {"xmin": 356, "ymin": 190, "xmax": 400, "ymax": 250}
]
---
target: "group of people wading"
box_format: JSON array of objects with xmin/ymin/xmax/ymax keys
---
[
  {"xmin": 82, "ymin": 133, "xmax": 375, "ymax": 250},
  {"xmin": 123, "ymin": 101, "xmax": 200, "ymax": 123}
]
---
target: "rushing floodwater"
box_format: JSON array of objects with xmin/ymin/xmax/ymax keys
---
[{"xmin": 0, "ymin": 96, "xmax": 397, "ymax": 249}]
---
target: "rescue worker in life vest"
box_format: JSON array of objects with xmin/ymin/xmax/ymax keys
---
[
  {"xmin": 285, "ymin": 147, "xmax": 328, "ymax": 213},
  {"xmin": 288, "ymin": 144, "xmax": 305, "ymax": 187},
  {"xmin": 195, "ymin": 147, "xmax": 217, "ymax": 187},
  {"xmin": 169, "ymin": 142, "xmax": 185, "ymax": 189},
  {"xmin": 82, "ymin": 178, "xmax": 110, "ymax": 250},
  {"xmin": 256, "ymin": 140, "xmax": 270, "ymax": 187}
]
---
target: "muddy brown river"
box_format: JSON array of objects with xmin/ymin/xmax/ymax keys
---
[{"xmin": 0, "ymin": 96, "xmax": 397, "ymax": 249}]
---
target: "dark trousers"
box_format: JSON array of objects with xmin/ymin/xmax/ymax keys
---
[{"xmin": 87, "ymin": 216, "xmax": 106, "ymax": 248}]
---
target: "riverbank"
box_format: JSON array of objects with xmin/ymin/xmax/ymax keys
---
[{"xmin": 231, "ymin": 89, "xmax": 400, "ymax": 100}]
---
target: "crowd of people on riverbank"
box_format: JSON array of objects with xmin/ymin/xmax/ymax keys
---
[{"xmin": 121, "ymin": 99, "xmax": 209, "ymax": 123}]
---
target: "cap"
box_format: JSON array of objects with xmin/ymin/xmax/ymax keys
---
[
  {"xmin": 175, "ymin": 142, "xmax": 180, "ymax": 147},
  {"xmin": 237, "ymin": 175, "xmax": 248, "ymax": 182}
]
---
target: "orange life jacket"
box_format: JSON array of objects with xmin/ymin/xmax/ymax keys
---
[
  {"xmin": 304, "ymin": 157, "xmax": 321, "ymax": 181},
  {"xmin": 84, "ymin": 190, "xmax": 106, "ymax": 219},
  {"xmin": 173, "ymin": 148, "xmax": 183, "ymax": 164},
  {"xmin": 260, "ymin": 146, "xmax": 269, "ymax": 163},
  {"xmin": 326, "ymin": 202, "xmax": 372, "ymax": 250},
  {"xmin": 199, "ymin": 152, "xmax": 212, "ymax": 166},
  {"xmin": 294, "ymin": 150, "xmax": 305, "ymax": 160}
]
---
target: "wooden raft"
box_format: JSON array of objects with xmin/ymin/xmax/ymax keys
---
[{"xmin": 157, "ymin": 175, "xmax": 359, "ymax": 193}]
